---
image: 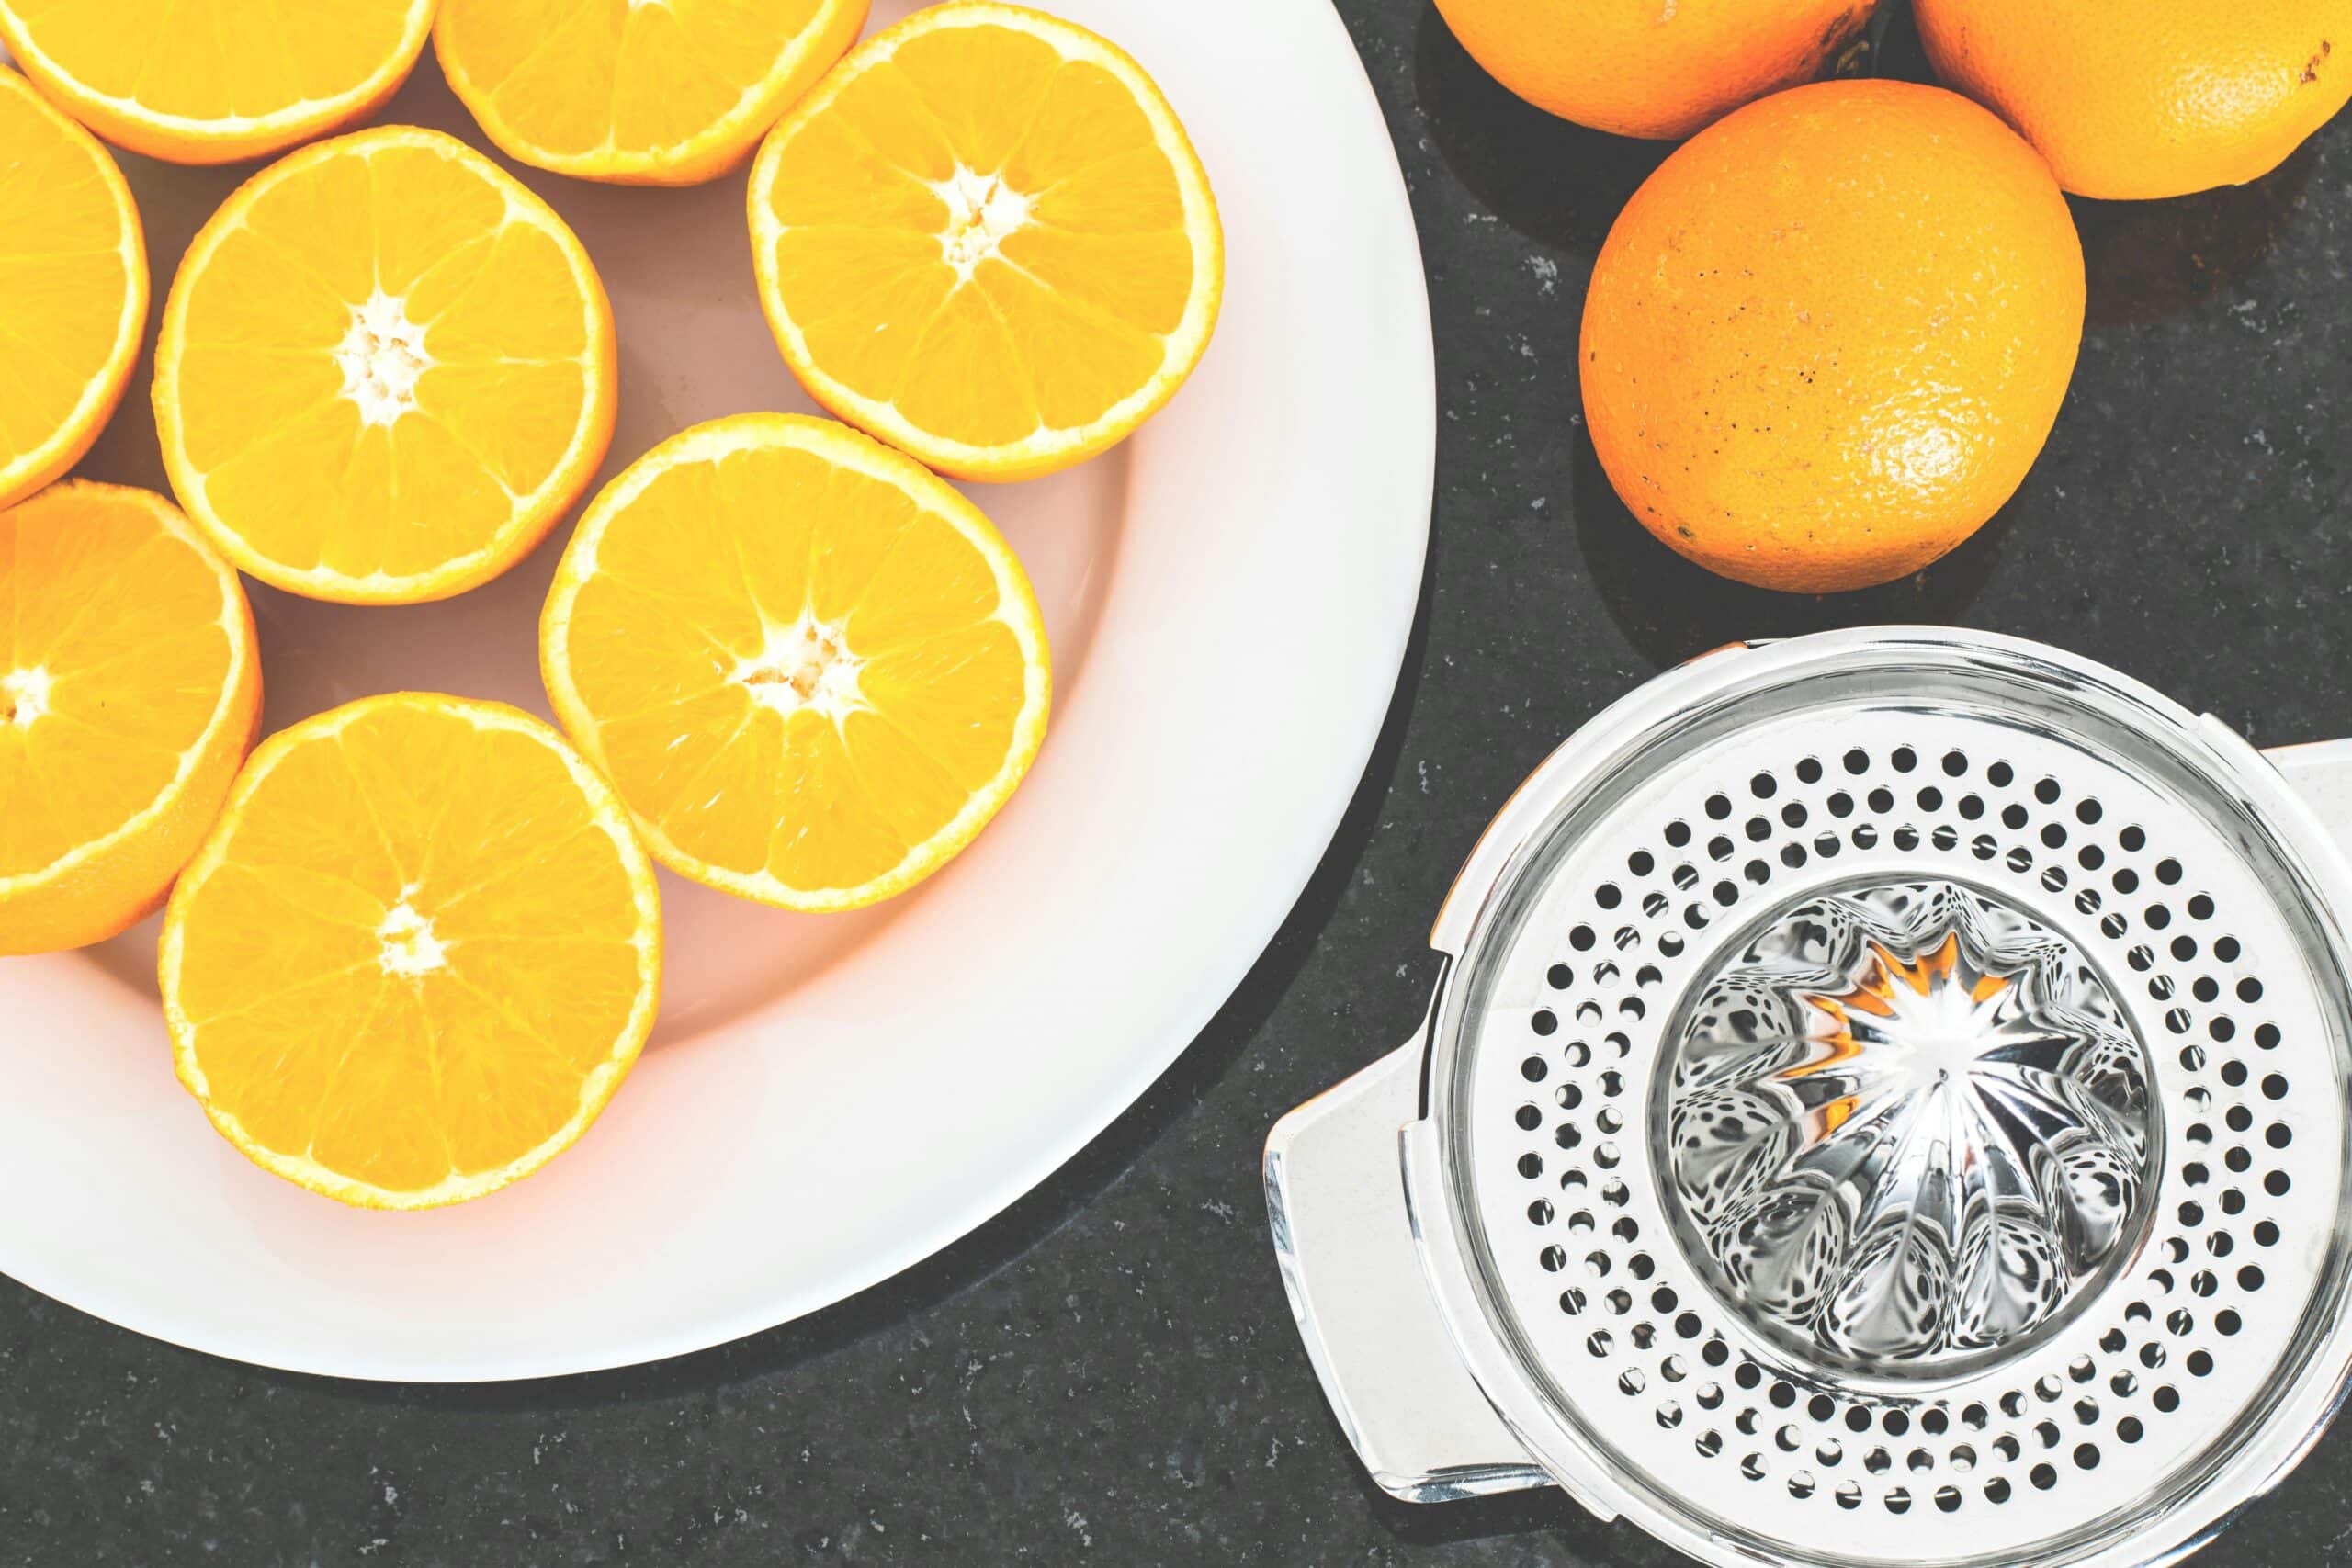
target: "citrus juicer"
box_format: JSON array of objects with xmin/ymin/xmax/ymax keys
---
[{"xmin": 1266, "ymin": 626, "xmax": 2352, "ymax": 1568}]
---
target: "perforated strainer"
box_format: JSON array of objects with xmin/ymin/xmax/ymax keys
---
[{"xmin": 1266, "ymin": 628, "xmax": 2352, "ymax": 1568}]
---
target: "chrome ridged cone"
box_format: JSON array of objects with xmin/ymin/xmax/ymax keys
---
[{"xmin": 1662, "ymin": 880, "xmax": 2156, "ymax": 1375}]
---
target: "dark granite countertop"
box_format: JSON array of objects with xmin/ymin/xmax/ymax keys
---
[{"xmin": 6, "ymin": 3, "xmax": 2350, "ymax": 1563}]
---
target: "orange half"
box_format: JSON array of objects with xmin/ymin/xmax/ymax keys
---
[
  {"xmin": 153, "ymin": 126, "xmax": 617, "ymax": 604},
  {"xmin": 541, "ymin": 412, "xmax": 1051, "ymax": 910},
  {"xmin": 0, "ymin": 65, "xmax": 146, "ymax": 511},
  {"xmin": 437, "ymin": 0, "xmax": 871, "ymax": 186},
  {"xmin": 748, "ymin": 2, "xmax": 1223, "ymax": 480},
  {"xmin": 0, "ymin": 481, "xmax": 259, "ymax": 954},
  {"xmin": 160, "ymin": 694, "xmax": 662, "ymax": 1210},
  {"xmin": 0, "ymin": 0, "xmax": 435, "ymax": 164}
]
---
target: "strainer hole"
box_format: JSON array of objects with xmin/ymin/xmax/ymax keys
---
[
  {"xmin": 2256, "ymin": 1218, "xmax": 2281, "ymax": 1245},
  {"xmin": 1796, "ymin": 757, "xmax": 1824, "ymax": 784},
  {"xmin": 1657, "ymin": 1401, "xmax": 1682, "ymax": 1428},
  {"xmin": 1595, "ymin": 884, "xmax": 1622, "ymax": 909},
  {"xmin": 2074, "ymin": 1444, "xmax": 2100, "ymax": 1472},
  {"xmin": 1843, "ymin": 750, "xmax": 1869, "ymax": 775},
  {"xmin": 1883, "ymin": 1409, "xmax": 1910, "ymax": 1436},
  {"xmin": 1750, "ymin": 772, "xmax": 1778, "ymax": 799},
  {"xmin": 1836, "ymin": 1482, "xmax": 1862, "ymax": 1510},
  {"xmin": 1984, "ymin": 1477, "xmax": 2011, "ymax": 1505},
  {"xmin": 1588, "ymin": 1329, "xmax": 1613, "ymax": 1357},
  {"xmin": 1706, "ymin": 794, "xmax": 1732, "ymax": 821},
  {"xmin": 1846, "ymin": 1407, "xmax": 1873, "ymax": 1434},
  {"xmin": 2120, "ymin": 824, "xmax": 2145, "ymax": 851},
  {"xmin": 1936, "ymin": 1485, "xmax": 1962, "ymax": 1513},
  {"xmin": 1864, "ymin": 1448, "xmax": 1891, "ymax": 1474},
  {"xmin": 1527, "ymin": 1199, "xmax": 1554, "ymax": 1225},
  {"xmin": 2262, "ymin": 1073, "xmax": 2289, "ymax": 1100},
  {"xmin": 1540, "ymin": 1245, "xmax": 1566, "ymax": 1271},
  {"xmin": 1810, "ymin": 1394, "xmax": 1837, "ymax": 1422},
  {"xmin": 1734, "ymin": 1361, "xmax": 1763, "ymax": 1392},
  {"xmin": 2154, "ymin": 1386, "xmax": 2180, "ymax": 1414},
  {"xmin": 1559, "ymin": 1289, "xmax": 1586, "ymax": 1316},
  {"xmin": 1869, "ymin": 787, "xmax": 1895, "ymax": 814},
  {"xmin": 2255, "ymin": 1021, "xmax": 2279, "ymax": 1048},
  {"xmin": 1662, "ymin": 1354, "xmax": 1688, "ymax": 1382},
  {"xmin": 1907, "ymin": 1449, "xmax": 1932, "ymax": 1472},
  {"xmin": 1941, "ymin": 750, "xmax": 1968, "ymax": 777},
  {"xmin": 1521, "ymin": 1060, "xmax": 1548, "ymax": 1086},
  {"xmin": 1741, "ymin": 1453, "xmax": 1767, "ymax": 1481},
  {"xmin": 2267, "ymin": 1122, "xmax": 2294, "ymax": 1149},
  {"xmin": 1789, "ymin": 1472, "xmax": 1815, "ymax": 1500},
  {"xmin": 2033, "ymin": 776, "xmax": 2061, "ymax": 804},
  {"xmin": 2239, "ymin": 1264, "xmax": 2266, "ymax": 1292},
  {"xmin": 1892, "ymin": 747, "xmax": 1918, "ymax": 773},
  {"xmin": 1516, "ymin": 1103, "xmax": 1542, "ymax": 1131},
  {"xmin": 2119, "ymin": 1417, "xmax": 2143, "ymax": 1443},
  {"xmin": 2265, "ymin": 1171, "xmax": 2290, "ymax": 1198},
  {"xmin": 1883, "ymin": 1487, "xmax": 1911, "ymax": 1515},
  {"xmin": 1531, "ymin": 1010, "xmax": 1557, "ymax": 1037},
  {"xmin": 1570, "ymin": 925, "xmax": 1597, "ymax": 951},
  {"xmin": 1697, "ymin": 1382, "xmax": 1724, "ymax": 1410},
  {"xmin": 2217, "ymin": 1310, "xmax": 2243, "ymax": 1336},
  {"xmin": 2030, "ymin": 1464, "xmax": 2056, "ymax": 1491},
  {"xmin": 1828, "ymin": 792, "xmax": 1855, "ymax": 818},
  {"xmin": 1921, "ymin": 1409, "xmax": 1949, "ymax": 1437},
  {"xmin": 1666, "ymin": 821, "xmax": 1692, "ymax": 847},
  {"xmin": 1555, "ymin": 1083, "xmax": 1582, "ymax": 1110},
  {"xmin": 1960, "ymin": 795, "xmax": 1985, "ymax": 820},
  {"xmin": 2188, "ymin": 1350, "xmax": 2214, "ymax": 1378},
  {"xmin": 1696, "ymin": 1430, "xmax": 1722, "ymax": 1459}
]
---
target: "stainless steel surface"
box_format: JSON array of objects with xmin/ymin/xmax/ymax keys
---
[
  {"xmin": 1661, "ymin": 877, "xmax": 2155, "ymax": 1378},
  {"xmin": 1272, "ymin": 628, "xmax": 2352, "ymax": 1568}
]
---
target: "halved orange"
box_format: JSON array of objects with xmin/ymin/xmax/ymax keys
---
[
  {"xmin": 0, "ymin": 65, "xmax": 146, "ymax": 512},
  {"xmin": 748, "ymin": 2, "xmax": 1224, "ymax": 481},
  {"xmin": 160, "ymin": 693, "xmax": 662, "ymax": 1210},
  {"xmin": 540, "ymin": 412, "xmax": 1050, "ymax": 911},
  {"xmin": 153, "ymin": 125, "xmax": 618, "ymax": 605},
  {"xmin": 0, "ymin": 0, "xmax": 435, "ymax": 164},
  {"xmin": 0, "ymin": 482, "xmax": 259, "ymax": 955},
  {"xmin": 437, "ymin": 0, "xmax": 870, "ymax": 186}
]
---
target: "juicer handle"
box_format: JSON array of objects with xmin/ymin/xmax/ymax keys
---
[
  {"xmin": 1263, "ymin": 1039, "xmax": 1549, "ymax": 1503},
  {"xmin": 2267, "ymin": 739, "xmax": 2352, "ymax": 862}
]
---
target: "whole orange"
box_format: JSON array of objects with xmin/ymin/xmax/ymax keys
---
[
  {"xmin": 1579, "ymin": 80, "xmax": 2084, "ymax": 593},
  {"xmin": 1432, "ymin": 0, "xmax": 1877, "ymax": 140},
  {"xmin": 1916, "ymin": 0, "xmax": 2352, "ymax": 200}
]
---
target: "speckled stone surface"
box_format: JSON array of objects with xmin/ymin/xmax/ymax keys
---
[{"xmin": 6, "ymin": 4, "xmax": 2351, "ymax": 1564}]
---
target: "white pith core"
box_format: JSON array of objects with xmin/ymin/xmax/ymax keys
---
[
  {"xmin": 334, "ymin": 291, "xmax": 433, "ymax": 428},
  {"xmin": 3, "ymin": 668, "xmax": 51, "ymax": 728},
  {"xmin": 933, "ymin": 164, "xmax": 1034, "ymax": 280},
  {"xmin": 736, "ymin": 613, "xmax": 868, "ymax": 724},
  {"xmin": 376, "ymin": 898, "xmax": 448, "ymax": 978}
]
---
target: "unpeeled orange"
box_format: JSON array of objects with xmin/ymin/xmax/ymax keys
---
[
  {"xmin": 1431, "ymin": 0, "xmax": 1877, "ymax": 140},
  {"xmin": 540, "ymin": 412, "xmax": 1050, "ymax": 912},
  {"xmin": 1916, "ymin": 0, "xmax": 2352, "ymax": 200},
  {"xmin": 1580, "ymin": 80, "xmax": 2085, "ymax": 593},
  {"xmin": 1, "ymin": 482, "xmax": 259, "ymax": 955},
  {"xmin": 0, "ymin": 0, "xmax": 435, "ymax": 164},
  {"xmin": 748, "ymin": 2, "xmax": 1223, "ymax": 481},
  {"xmin": 153, "ymin": 125, "xmax": 617, "ymax": 604},
  {"xmin": 161, "ymin": 694, "xmax": 662, "ymax": 1210}
]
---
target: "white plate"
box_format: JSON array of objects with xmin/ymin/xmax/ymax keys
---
[{"xmin": 0, "ymin": 0, "xmax": 1431, "ymax": 1381}]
